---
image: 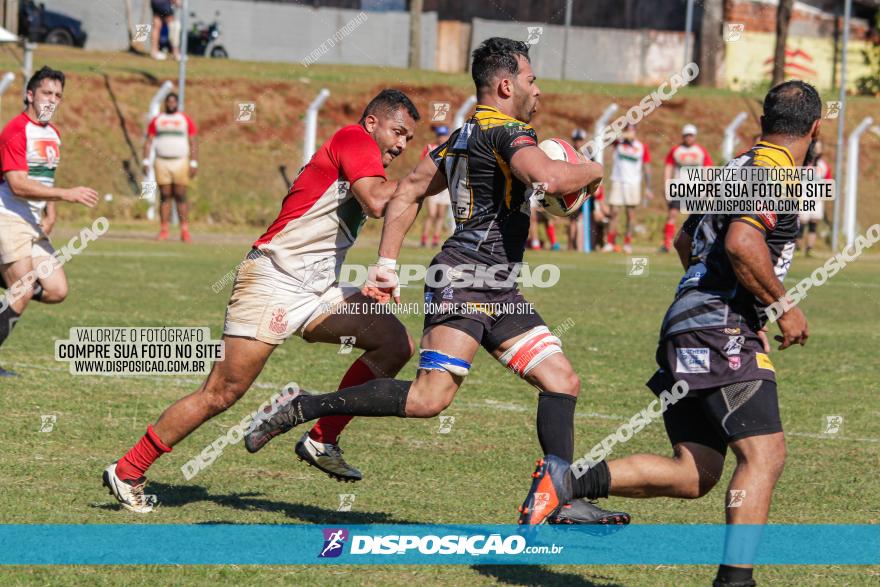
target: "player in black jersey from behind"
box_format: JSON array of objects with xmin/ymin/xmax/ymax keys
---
[
  {"xmin": 559, "ymin": 81, "xmax": 818, "ymax": 586},
  {"xmin": 244, "ymin": 37, "xmax": 629, "ymax": 525}
]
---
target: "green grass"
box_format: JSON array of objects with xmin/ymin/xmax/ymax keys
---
[{"xmin": 0, "ymin": 224, "xmax": 877, "ymax": 585}]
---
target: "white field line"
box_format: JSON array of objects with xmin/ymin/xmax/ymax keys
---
[{"xmin": 16, "ymin": 361, "xmax": 880, "ymax": 444}]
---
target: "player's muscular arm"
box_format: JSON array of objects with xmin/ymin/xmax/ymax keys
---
[
  {"xmin": 378, "ymin": 156, "xmax": 446, "ymax": 259},
  {"xmin": 350, "ymin": 176, "xmax": 399, "ymax": 219},
  {"xmin": 4, "ymin": 171, "xmax": 98, "ymax": 206},
  {"xmin": 726, "ymin": 221, "xmax": 808, "ymax": 349},
  {"xmin": 362, "ymin": 157, "xmax": 445, "ymax": 303},
  {"xmin": 510, "ymin": 147, "xmax": 603, "ymax": 195}
]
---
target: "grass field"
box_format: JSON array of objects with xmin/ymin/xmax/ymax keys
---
[{"xmin": 0, "ymin": 225, "xmax": 877, "ymax": 586}]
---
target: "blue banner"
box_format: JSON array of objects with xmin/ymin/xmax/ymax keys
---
[{"xmin": 0, "ymin": 524, "xmax": 876, "ymax": 565}]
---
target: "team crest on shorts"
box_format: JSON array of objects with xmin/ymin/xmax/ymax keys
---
[
  {"xmin": 723, "ymin": 335, "xmax": 744, "ymax": 356},
  {"xmin": 268, "ymin": 307, "xmax": 289, "ymax": 335}
]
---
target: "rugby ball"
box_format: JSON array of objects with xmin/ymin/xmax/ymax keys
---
[{"xmin": 533, "ymin": 138, "xmax": 600, "ymax": 217}]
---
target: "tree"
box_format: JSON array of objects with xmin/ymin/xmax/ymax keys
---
[
  {"xmin": 772, "ymin": 0, "xmax": 795, "ymax": 86},
  {"xmin": 697, "ymin": 0, "xmax": 723, "ymax": 87},
  {"xmin": 856, "ymin": 12, "xmax": 880, "ymax": 95}
]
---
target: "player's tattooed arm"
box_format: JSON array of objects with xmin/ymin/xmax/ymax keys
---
[
  {"xmin": 350, "ymin": 176, "xmax": 400, "ymax": 218},
  {"xmin": 3, "ymin": 171, "xmax": 98, "ymax": 207},
  {"xmin": 725, "ymin": 221, "xmax": 808, "ymax": 350},
  {"xmin": 509, "ymin": 147, "xmax": 603, "ymax": 196}
]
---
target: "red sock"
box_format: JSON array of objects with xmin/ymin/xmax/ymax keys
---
[
  {"xmin": 624, "ymin": 234, "xmax": 632, "ymax": 245},
  {"xmin": 309, "ymin": 357, "xmax": 377, "ymax": 444},
  {"xmin": 607, "ymin": 231, "xmax": 617, "ymax": 245},
  {"xmin": 546, "ymin": 224, "xmax": 557, "ymax": 246},
  {"xmin": 115, "ymin": 424, "xmax": 172, "ymax": 481},
  {"xmin": 664, "ymin": 222, "xmax": 675, "ymax": 248}
]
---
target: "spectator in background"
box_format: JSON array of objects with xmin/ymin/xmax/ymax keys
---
[
  {"xmin": 660, "ymin": 124, "xmax": 712, "ymax": 253},
  {"xmin": 529, "ymin": 196, "xmax": 560, "ymax": 251},
  {"xmin": 797, "ymin": 138, "xmax": 831, "ymax": 257},
  {"xmin": 420, "ymin": 126, "xmax": 450, "ymax": 248},
  {"xmin": 604, "ymin": 124, "xmax": 651, "ymax": 254},
  {"xmin": 143, "ymin": 92, "xmax": 198, "ymax": 242},
  {"xmin": 150, "ymin": 0, "xmax": 180, "ymax": 61},
  {"xmin": 569, "ymin": 128, "xmax": 607, "ymax": 251}
]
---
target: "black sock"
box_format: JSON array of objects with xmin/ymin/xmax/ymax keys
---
[
  {"xmin": 570, "ymin": 459, "xmax": 611, "ymax": 500},
  {"xmin": 714, "ymin": 565, "xmax": 754, "ymax": 585},
  {"xmin": 536, "ymin": 391, "xmax": 576, "ymax": 461},
  {"xmin": 297, "ymin": 379, "xmax": 411, "ymax": 420},
  {"xmin": 0, "ymin": 303, "xmax": 21, "ymax": 347}
]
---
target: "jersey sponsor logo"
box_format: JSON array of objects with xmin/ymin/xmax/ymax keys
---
[
  {"xmin": 510, "ymin": 135, "xmax": 536, "ymax": 148},
  {"xmin": 722, "ymin": 327, "xmax": 741, "ymax": 335},
  {"xmin": 268, "ymin": 307, "xmax": 289, "ymax": 335},
  {"xmin": 675, "ymin": 347, "xmax": 710, "ymax": 374},
  {"xmin": 33, "ymin": 139, "xmax": 60, "ymax": 166},
  {"xmin": 723, "ymin": 335, "xmax": 744, "ymax": 356},
  {"xmin": 759, "ymin": 211, "xmax": 777, "ymax": 230},
  {"xmin": 756, "ymin": 352, "xmax": 775, "ymax": 372}
]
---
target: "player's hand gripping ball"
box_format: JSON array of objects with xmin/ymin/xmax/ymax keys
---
[{"xmin": 531, "ymin": 138, "xmax": 601, "ymax": 217}]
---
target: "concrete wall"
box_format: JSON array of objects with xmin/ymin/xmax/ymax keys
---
[
  {"xmin": 724, "ymin": 29, "xmax": 872, "ymax": 92},
  {"xmin": 45, "ymin": 0, "xmax": 437, "ymax": 69},
  {"xmin": 469, "ymin": 19, "xmax": 693, "ymax": 85}
]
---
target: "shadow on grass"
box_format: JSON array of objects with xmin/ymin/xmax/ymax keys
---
[
  {"xmin": 473, "ymin": 565, "xmax": 624, "ymax": 587},
  {"xmin": 95, "ymin": 481, "xmax": 421, "ymax": 525}
]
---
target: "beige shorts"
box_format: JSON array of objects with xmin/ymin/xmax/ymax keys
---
[
  {"xmin": 426, "ymin": 189, "xmax": 450, "ymax": 207},
  {"xmin": 154, "ymin": 157, "xmax": 190, "ymax": 187},
  {"xmin": 223, "ymin": 252, "xmax": 360, "ymax": 345},
  {"xmin": 799, "ymin": 199, "xmax": 824, "ymax": 223},
  {"xmin": 608, "ymin": 182, "xmax": 640, "ymax": 207},
  {"xmin": 0, "ymin": 214, "xmax": 55, "ymax": 265}
]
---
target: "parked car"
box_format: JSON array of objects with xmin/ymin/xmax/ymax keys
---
[{"xmin": 19, "ymin": 1, "xmax": 88, "ymax": 47}]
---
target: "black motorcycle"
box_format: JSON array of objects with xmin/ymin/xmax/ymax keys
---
[{"xmin": 159, "ymin": 11, "xmax": 228, "ymax": 58}]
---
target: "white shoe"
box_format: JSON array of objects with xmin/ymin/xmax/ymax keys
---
[
  {"xmin": 623, "ymin": 244, "xmax": 633, "ymax": 254},
  {"xmin": 601, "ymin": 243, "xmax": 615, "ymax": 253},
  {"xmin": 151, "ymin": 51, "xmax": 167, "ymax": 61},
  {"xmin": 102, "ymin": 462, "xmax": 154, "ymax": 513},
  {"xmin": 295, "ymin": 432, "xmax": 362, "ymax": 482}
]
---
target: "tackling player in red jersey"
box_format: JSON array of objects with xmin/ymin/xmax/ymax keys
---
[{"xmin": 103, "ymin": 90, "xmax": 421, "ymax": 512}]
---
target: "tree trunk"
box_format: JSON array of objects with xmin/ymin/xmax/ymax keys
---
[
  {"xmin": 772, "ymin": 0, "xmax": 794, "ymax": 86},
  {"xmin": 697, "ymin": 0, "xmax": 723, "ymax": 87}
]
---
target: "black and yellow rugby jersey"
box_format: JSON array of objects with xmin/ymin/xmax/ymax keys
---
[
  {"xmin": 660, "ymin": 141, "xmax": 800, "ymax": 338},
  {"xmin": 429, "ymin": 105, "xmax": 538, "ymax": 270}
]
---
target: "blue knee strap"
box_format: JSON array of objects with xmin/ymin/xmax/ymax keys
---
[{"xmin": 418, "ymin": 349, "xmax": 471, "ymax": 377}]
